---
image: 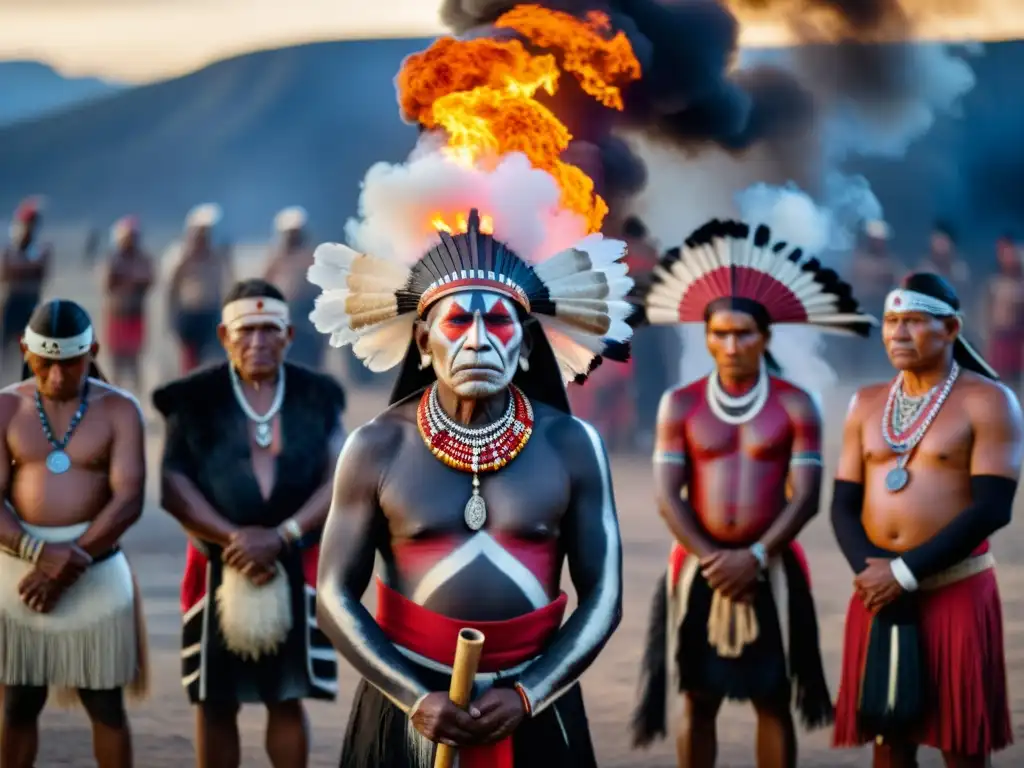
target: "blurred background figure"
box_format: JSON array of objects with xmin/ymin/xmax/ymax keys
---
[
  {"xmin": 101, "ymin": 214, "xmax": 154, "ymax": 393},
  {"xmin": 1, "ymin": 197, "xmax": 50, "ymax": 379},
  {"xmin": 262, "ymin": 205, "xmax": 327, "ymax": 370},
  {"xmin": 917, "ymin": 221, "xmax": 974, "ymax": 319},
  {"xmin": 983, "ymin": 233, "xmax": 1024, "ymax": 392},
  {"xmin": 167, "ymin": 203, "xmax": 233, "ymax": 374},
  {"xmin": 841, "ymin": 219, "xmax": 901, "ymax": 378},
  {"xmin": 83, "ymin": 225, "xmax": 101, "ymax": 267}
]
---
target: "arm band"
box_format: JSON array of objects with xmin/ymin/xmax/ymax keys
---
[
  {"xmin": 900, "ymin": 475, "xmax": 1016, "ymax": 581},
  {"xmin": 830, "ymin": 480, "xmax": 894, "ymax": 573}
]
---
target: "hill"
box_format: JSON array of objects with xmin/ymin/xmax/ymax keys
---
[
  {"xmin": 0, "ymin": 37, "xmax": 1021, "ymax": 253},
  {"xmin": 0, "ymin": 60, "xmax": 121, "ymax": 126}
]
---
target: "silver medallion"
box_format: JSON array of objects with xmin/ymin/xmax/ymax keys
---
[
  {"xmin": 254, "ymin": 422, "xmax": 273, "ymax": 448},
  {"xmin": 885, "ymin": 466, "xmax": 909, "ymax": 493},
  {"xmin": 46, "ymin": 450, "xmax": 72, "ymax": 475},
  {"xmin": 464, "ymin": 494, "xmax": 487, "ymax": 531}
]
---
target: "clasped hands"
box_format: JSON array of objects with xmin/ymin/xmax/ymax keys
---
[
  {"xmin": 854, "ymin": 557, "xmax": 904, "ymax": 614},
  {"xmin": 411, "ymin": 688, "xmax": 527, "ymax": 748},
  {"xmin": 700, "ymin": 549, "xmax": 761, "ymax": 602},
  {"xmin": 222, "ymin": 526, "xmax": 284, "ymax": 586},
  {"xmin": 19, "ymin": 541, "xmax": 92, "ymax": 614}
]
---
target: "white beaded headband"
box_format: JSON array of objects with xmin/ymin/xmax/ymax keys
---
[
  {"xmin": 884, "ymin": 289, "xmax": 961, "ymax": 322},
  {"xmin": 23, "ymin": 325, "xmax": 94, "ymax": 360},
  {"xmin": 221, "ymin": 297, "xmax": 290, "ymax": 331}
]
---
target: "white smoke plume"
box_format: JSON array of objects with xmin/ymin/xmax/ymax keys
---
[{"xmin": 344, "ymin": 141, "xmax": 588, "ymax": 265}]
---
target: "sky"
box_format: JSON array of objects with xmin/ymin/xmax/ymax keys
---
[{"xmin": 0, "ymin": 0, "xmax": 1021, "ymax": 82}]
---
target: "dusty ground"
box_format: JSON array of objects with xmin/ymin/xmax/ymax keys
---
[{"xmin": 8, "ymin": 260, "xmax": 1024, "ymax": 766}]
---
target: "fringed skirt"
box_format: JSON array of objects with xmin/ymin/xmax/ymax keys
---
[
  {"xmin": 340, "ymin": 673, "xmax": 596, "ymax": 768},
  {"xmin": 833, "ymin": 553, "xmax": 1012, "ymax": 756},
  {"xmin": 0, "ymin": 521, "xmax": 148, "ymax": 701},
  {"xmin": 632, "ymin": 542, "xmax": 833, "ymax": 747}
]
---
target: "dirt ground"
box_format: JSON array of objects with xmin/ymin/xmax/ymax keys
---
[{"xmin": 9, "ymin": 260, "xmax": 1024, "ymax": 766}]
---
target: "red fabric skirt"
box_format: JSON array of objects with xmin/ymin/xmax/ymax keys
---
[
  {"xmin": 105, "ymin": 312, "xmax": 145, "ymax": 356},
  {"xmin": 375, "ymin": 578, "xmax": 568, "ymax": 768},
  {"xmin": 833, "ymin": 560, "xmax": 1012, "ymax": 756}
]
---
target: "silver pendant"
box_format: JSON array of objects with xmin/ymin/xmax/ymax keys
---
[
  {"xmin": 885, "ymin": 467, "xmax": 909, "ymax": 493},
  {"xmin": 254, "ymin": 422, "xmax": 273, "ymax": 448},
  {"xmin": 464, "ymin": 493, "xmax": 487, "ymax": 531},
  {"xmin": 46, "ymin": 450, "xmax": 71, "ymax": 475}
]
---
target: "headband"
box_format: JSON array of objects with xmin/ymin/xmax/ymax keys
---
[
  {"xmin": 222, "ymin": 297, "xmax": 290, "ymax": 331},
  {"xmin": 884, "ymin": 289, "xmax": 960, "ymax": 321},
  {"xmin": 23, "ymin": 325, "xmax": 94, "ymax": 360}
]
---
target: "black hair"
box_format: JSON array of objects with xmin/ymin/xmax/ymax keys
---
[
  {"xmin": 900, "ymin": 272, "xmax": 960, "ymax": 311},
  {"xmin": 21, "ymin": 299, "xmax": 105, "ymax": 381},
  {"xmin": 623, "ymin": 216, "xmax": 647, "ymax": 239},
  {"xmin": 223, "ymin": 279, "xmax": 286, "ymax": 306}
]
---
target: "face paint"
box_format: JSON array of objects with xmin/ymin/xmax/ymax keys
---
[{"xmin": 425, "ymin": 289, "xmax": 524, "ymax": 398}]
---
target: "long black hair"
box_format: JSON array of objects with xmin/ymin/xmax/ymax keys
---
[{"xmin": 20, "ymin": 299, "xmax": 106, "ymax": 382}]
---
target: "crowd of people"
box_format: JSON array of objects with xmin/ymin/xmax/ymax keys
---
[{"xmin": 0, "ymin": 186, "xmax": 1019, "ymax": 768}]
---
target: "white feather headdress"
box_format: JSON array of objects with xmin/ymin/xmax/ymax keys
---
[{"xmin": 307, "ymin": 208, "xmax": 634, "ymax": 383}]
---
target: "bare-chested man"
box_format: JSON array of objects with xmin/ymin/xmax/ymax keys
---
[
  {"xmin": 832, "ymin": 272, "xmax": 1020, "ymax": 767},
  {"xmin": 631, "ymin": 219, "xmax": 878, "ymax": 768},
  {"xmin": 102, "ymin": 216, "xmax": 154, "ymax": 393},
  {"xmin": 0, "ymin": 299, "xmax": 148, "ymax": 768},
  {"xmin": 263, "ymin": 207, "xmax": 326, "ymax": 371},
  {"xmin": 307, "ymin": 208, "xmax": 631, "ymax": 767},
  {"xmin": 153, "ymin": 279, "xmax": 345, "ymax": 768},
  {"xmin": 2, "ymin": 199, "xmax": 50, "ymax": 379},
  {"xmin": 168, "ymin": 204, "xmax": 234, "ymax": 374}
]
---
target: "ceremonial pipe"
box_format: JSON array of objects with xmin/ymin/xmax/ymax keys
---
[{"xmin": 433, "ymin": 627, "xmax": 485, "ymax": 768}]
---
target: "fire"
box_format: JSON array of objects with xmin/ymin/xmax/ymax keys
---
[
  {"xmin": 396, "ymin": 4, "xmax": 641, "ymax": 235},
  {"xmin": 431, "ymin": 212, "xmax": 495, "ymax": 235}
]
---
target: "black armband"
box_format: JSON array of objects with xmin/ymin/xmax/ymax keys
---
[
  {"xmin": 830, "ymin": 480, "xmax": 894, "ymax": 573},
  {"xmin": 900, "ymin": 475, "xmax": 1016, "ymax": 581}
]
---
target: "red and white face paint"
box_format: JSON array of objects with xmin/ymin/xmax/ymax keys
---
[{"xmin": 424, "ymin": 289, "xmax": 525, "ymax": 398}]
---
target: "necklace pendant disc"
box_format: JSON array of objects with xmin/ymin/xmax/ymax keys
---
[
  {"xmin": 46, "ymin": 450, "xmax": 71, "ymax": 475},
  {"xmin": 885, "ymin": 466, "xmax": 910, "ymax": 493},
  {"xmin": 254, "ymin": 423, "xmax": 273, "ymax": 448},
  {"xmin": 464, "ymin": 494, "xmax": 487, "ymax": 531}
]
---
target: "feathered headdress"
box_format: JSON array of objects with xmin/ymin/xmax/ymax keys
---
[
  {"xmin": 308, "ymin": 208, "xmax": 634, "ymax": 388},
  {"xmin": 642, "ymin": 219, "xmax": 878, "ymax": 336}
]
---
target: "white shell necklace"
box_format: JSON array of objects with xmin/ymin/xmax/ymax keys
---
[
  {"xmin": 706, "ymin": 359, "xmax": 770, "ymax": 425},
  {"xmin": 229, "ymin": 365, "xmax": 285, "ymax": 448}
]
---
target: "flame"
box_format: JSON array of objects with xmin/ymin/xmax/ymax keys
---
[
  {"xmin": 431, "ymin": 212, "xmax": 495, "ymax": 235},
  {"xmin": 396, "ymin": 4, "xmax": 641, "ymax": 235}
]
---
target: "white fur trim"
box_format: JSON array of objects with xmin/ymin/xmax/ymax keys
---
[
  {"xmin": 23, "ymin": 325, "xmax": 94, "ymax": 360},
  {"xmin": 214, "ymin": 563, "xmax": 292, "ymax": 661}
]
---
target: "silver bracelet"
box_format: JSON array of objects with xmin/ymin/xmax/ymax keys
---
[
  {"xmin": 277, "ymin": 518, "xmax": 302, "ymax": 546},
  {"xmin": 749, "ymin": 542, "xmax": 768, "ymax": 570},
  {"xmin": 890, "ymin": 558, "xmax": 919, "ymax": 592}
]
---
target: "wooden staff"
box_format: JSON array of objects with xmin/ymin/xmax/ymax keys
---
[{"xmin": 433, "ymin": 627, "xmax": 485, "ymax": 768}]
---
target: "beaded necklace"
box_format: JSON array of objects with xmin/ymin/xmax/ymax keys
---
[{"xmin": 416, "ymin": 383, "xmax": 534, "ymax": 530}]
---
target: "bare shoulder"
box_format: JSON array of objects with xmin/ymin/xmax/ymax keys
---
[
  {"xmin": 960, "ymin": 371, "xmax": 1023, "ymax": 425},
  {"xmin": 339, "ymin": 409, "xmax": 408, "ymax": 474},
  {"xmin": 0, "ymin": 389, "xmax": 21, "ymax": 429},
  {"xmin": 846, "ymin": 381, "xmax": 889, "ymax": 423},
  {"xmin": 90, "ymin": 379, "xmax": 144, "ymax": 424},
  {"xmin": 538, "ymin": 403, "xmax": 608, "ymax": 471},
  {"xmin": 772, "ymin": 378, "xmax": 820, "ymax": 419},
  {"xmin": 657, "ymin": 379, "xmax": 704, "ymax": 423}
]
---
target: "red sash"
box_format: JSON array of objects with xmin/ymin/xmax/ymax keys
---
[{"xmin": 375, "ymin": 578, "xmax": 567, "ymax": 768}]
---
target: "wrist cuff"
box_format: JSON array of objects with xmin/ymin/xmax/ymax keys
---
[
  {"xmin": 890, "ymin": 557, "xmax": 919, "ymax": 592},
  {"xmin": 749, "ymin": 542, "xmax": 768, "ymax": 570},
  {"xmin": 513, "ymin": 682, "xmax": 534, "ymax": 717},
  {"xmin": 408, "ymin": 692, "xmax": 429, "ymax": 717}
]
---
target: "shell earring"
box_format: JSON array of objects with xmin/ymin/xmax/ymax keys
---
[
  {"xmin": 518, "ymin": 355, "xmax": 530, "ymax": 372},
  {"xmin": 419, "ymin": 353, "xmax": 432, "ymax": 370}
]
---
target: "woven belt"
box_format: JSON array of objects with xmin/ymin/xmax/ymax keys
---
[{"xmin": 920, "ymin": 552, "xmax": 995, "ymax": 591}]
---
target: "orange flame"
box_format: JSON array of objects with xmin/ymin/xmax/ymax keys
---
[{"xmin": 396, "ymin": 4, "xmax": 641, "ymax": 235}]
